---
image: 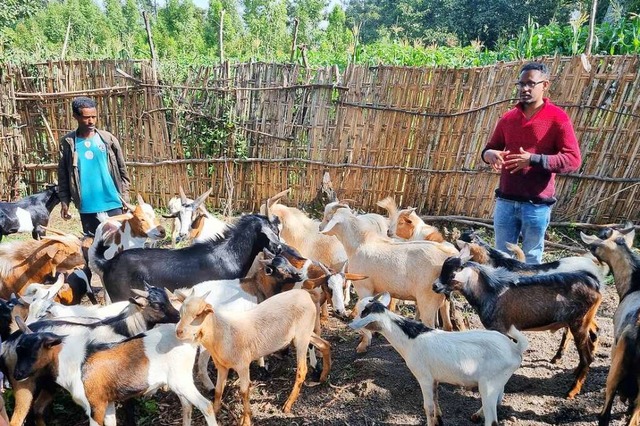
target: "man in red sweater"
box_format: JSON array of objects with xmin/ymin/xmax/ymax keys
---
[{"xmin": 482, "ymin": 62, "xmax": 582, "ymax": 263}]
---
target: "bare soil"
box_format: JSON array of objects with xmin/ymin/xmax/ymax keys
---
[{"xmin": 4, "ymin": 205, "xmax": 631, "ymax": 425}]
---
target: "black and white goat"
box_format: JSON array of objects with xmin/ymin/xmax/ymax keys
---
[
  {"xmin": 581, "ymin": 226, "xmax": 640, "ymax": 425},
  {"xmin": 433, "ymin": 246, "xmax": 602, "ymax": 399},
  {"xmin": 350, "ymin": 293, "xmax": 527, "ymax": 426},
  {"xmin": 91, "ymin": 214, "xmax": 282, "ymax": 302},
  {"xmin": 0, "ymin": 185, "xmax": 60, "ymax": 241}
]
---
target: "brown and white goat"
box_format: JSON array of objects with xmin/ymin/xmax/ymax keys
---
[
  {"xmin": 581, "ymin": 226, "xmax": 640, "ymax": 425},
  {"xmin": 176, "ymin": 290, "xmax": 331, "ymax": 426},
  {"xmin": 433, "ymin": 245, "xmax": 602, "ymax": 399},
  {"xmin": 0, "ymin": 234, "xmax": 85, "ymax": 299},
  {"xmin": 12, "ymin": 321, "xmax": 216, "ymax": 426},
  {"xmin": 321, "ymin": 207, "xmax": 459, "ymax": 352},
  {"xmin": 377, "ymin": 197, "xmax": 445, "ymax": 242}
]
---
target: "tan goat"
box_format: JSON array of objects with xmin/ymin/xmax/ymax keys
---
[
  {"xmin": 176, "ymin": 289, "xmax": 331, "ymax": 426},
  {"xmin": 0, "ymin": 234, "xmax": 85, "ymax": 299},
  {"xmin": 377, "ymin": 197, "xmax": 445, "ymax": 242}
]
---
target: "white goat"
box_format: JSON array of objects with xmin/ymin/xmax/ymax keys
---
[
  {"xmin": 321, "ymin": 207, "xmax": 459, "ymax": 352},
  {"xmin": 350, "ymin": 293, "xmax": 527, "ymax": 426},
  {"xmin": 176, "ymin": 289, "xmax": 331, "ymax": 426},
  {"xmin": 319, "ymin": 200, "xmax": 389, "ymax": 236}
]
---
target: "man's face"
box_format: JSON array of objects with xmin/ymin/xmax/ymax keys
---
[
  {"xmin": 74, "ymin": 107, "xmax": 97, "ymax": 132},
  {"xmin": 517, "ymin": 70, "xmax": 548, "ymax": 106}
]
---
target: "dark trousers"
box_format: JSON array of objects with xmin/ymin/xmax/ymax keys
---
[{"xmin": 80, "ymin": 208, "xmax": 123, "ymax": 236}]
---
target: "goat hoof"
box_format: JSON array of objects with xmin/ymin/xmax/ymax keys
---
[
  {"xmin": 470, "ymin": 413, "xmax": 482, "ymax": 423},
  {"xmin": 356, "ymin": 344, "xmax": 368, "ymax": 354},
  {"xmin": 549, "ymin": 356, "xmax": 561, "ymax": 364}
]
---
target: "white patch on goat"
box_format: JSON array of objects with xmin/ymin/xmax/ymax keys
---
[
  {"xmin": 328, "ymin": 274, "xmax": 347, "ymax": 315},
  {"xmin": 15, "ymin": 207, "xmax": 34, "ymax": 232}
]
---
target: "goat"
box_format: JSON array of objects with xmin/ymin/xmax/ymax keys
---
[
  {"xmin": 377, "ymin": 197, "xmax": 445, "ymax": 242},
  {"xmin": 189, "ymin": 209, "xmax": 229, "ymax": 244},
  {"xmin": 580, "ymin": 226, "xmax": 640, "ymax": 425},
  {"xmin": 260, "ymin": 189, "xmax": 348, "ymax": 271},
  {"xmin": 13, "ymin": 320, "xmax": 217, "ymax": 426},
  {"xmin": 433, "ymin": 245, "xmax": 602, "ymax": 399},
  {"xmin": 91, "ymin": 214, "xmax": 282, "ymax": 302},
  {"xmin": 0, "ymin": 234, "xmax": 85, "ymax": 299},
  {"xmin": 0, "ymin": 185, "xmax": 60, "ymax": 241},
  {"xmin": 170, "ymin": 251, "xmax": 305, "ymax": 391},
  {"xmin": 456, "ymin": 237, "xmax": 607, "ymax": 363},
  {"xmin": 319, "ymin": 200, "xmax": 388, "ymax": 236},
  {"xmin": 162, "ymin": 187, "xmax": 221, "ymax": 246},
  {"xmin": 1, "ymin": 284, "xmax": 180, "ymax": 426},
  {"xmin": 21, "ymin": 274, "xmax": 75, "ymax": 306},
  {"xmin": 176, "ymin": 289, "xmax": 331, "ymax": 426},
  {"xmin": 321, "ymin": 207, "xmax": 458, "ymax": 352},
  {"xmin": 350, "ymin": 292, "xmax": 527, "ymax": 426}
]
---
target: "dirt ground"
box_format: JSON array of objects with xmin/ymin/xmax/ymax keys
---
[{"xmin": 5, "ymin": 205, "xmax": 632, "ymax": 426}]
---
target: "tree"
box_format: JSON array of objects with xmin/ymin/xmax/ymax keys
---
[
  {"xmin": 243, "ymin": 0, "xmax": 290, "ymax": 60},
  {"xmin": 203, "ymin": 0, "xmax": 243, "ymax": 57},
  {"xmin": 287, "ymin": 0, "xmax": 329, "ymax": 47}
]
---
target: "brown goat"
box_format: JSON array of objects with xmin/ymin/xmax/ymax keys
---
[
  {"xmin": 581, "ymin": 226, "xmax": 640, "ymax": 425},
  {"xmin": 0, "ymin": 235, "xmax": 85, "ymax": 299},
  {"xmin": 433, "ymin": 246, "xmax": 602, "ymax": 399}
]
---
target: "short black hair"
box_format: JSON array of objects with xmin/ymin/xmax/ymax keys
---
[
  {"xmin": 71, "ymin": 97, "xmax": 97, "ymax": 115},
  {"xmin": 519, "ymin": 62, "xmax": 550, "ymax": 78}
]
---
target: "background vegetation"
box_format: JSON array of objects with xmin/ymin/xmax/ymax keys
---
[{"xmin": 1, "ymin": 0, "xmax": 639, "ymax": 70}]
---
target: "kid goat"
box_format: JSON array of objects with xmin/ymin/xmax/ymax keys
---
[
  {"xmin": 350, "ymin": 292, "xmax": 527, "ymax": 426},
  {"xmin": 433, "ymin": 245, "xmax": 602, "ymax": 399},
  {"xmin": 176, "ymin": 289, "xmax": 331, "ymax": 426},
  {"xmin": 0, "ymin": 184, "xmax": 60, "ymax": 241},
  {"xmin": 580, "ymin": 226, "xmax": 640, "ymax": 425}
]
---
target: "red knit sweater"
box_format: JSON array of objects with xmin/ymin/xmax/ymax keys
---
[{"xmin": 482, "ymin": 99, "xmax": 582, "ymax": 204}]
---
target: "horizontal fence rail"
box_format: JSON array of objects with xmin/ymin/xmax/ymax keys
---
[{"xmin": 1, "ymin": 56, "xmax": 639, "ymax": 223}]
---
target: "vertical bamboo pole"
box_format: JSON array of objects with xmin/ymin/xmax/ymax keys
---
[{"xmin": 219, "ymin": 9, "xmax": 225, "ymax": 63}]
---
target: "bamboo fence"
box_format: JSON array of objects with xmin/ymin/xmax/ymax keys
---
[{"xmin": 1, "ymin": 56, "xmax": 639, "ymax": 223}]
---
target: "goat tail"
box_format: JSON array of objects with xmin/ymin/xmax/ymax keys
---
[
  {"xmin": 506, "ymin": 325, "xmax": 529, "ymax": 356},
  {"xmin": 88, "ymin": 237, "xmax": 109, "ymax": 277},
  {"xmin": 376, "ymin": 196, "xmax": 397, "ymax": 216}
]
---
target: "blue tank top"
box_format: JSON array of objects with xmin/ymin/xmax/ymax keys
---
[{"xmin": 75, "ymin": 133, "xmax": 122, "ymax": 214}]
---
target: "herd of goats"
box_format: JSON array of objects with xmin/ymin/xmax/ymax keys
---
[{"xmin": 0, "ymin": 185, "xmax": 638, "ymax": 426}]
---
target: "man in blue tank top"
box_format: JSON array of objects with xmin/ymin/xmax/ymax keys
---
[{"xmin": 57, "ymin": 97, "xmax": 131, "ymax": 235}]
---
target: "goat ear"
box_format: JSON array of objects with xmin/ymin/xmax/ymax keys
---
[
  {"xmin": 455, "ymin": 240, "xmax": 469, "ymax": 250},
  {"xmin": 15, "ymin": 316, "xmax": 32, "ymax": 334},
  {"xmin": 345, "ymin": 273, "xmax": 368, "ymax": 281},
  {"xmin": 129, "ymin": 296, "xmax": 147, "ymax": 307},
  {"xmin": 260, "ymin": 224, "xmax": 280, "ymax": 244},
  {"xmin": 619, "ymin": 227, "xmax": 636, "ymax": 248},
  {"xmin": 349, "ymin": 315, "xmax": 377, "ymax": 330},
  {"xmin": 320, "ymin": 215, "xmax": 341, "ymax": 234},
  {"xmin": 373, "ymin": 292, "xmax": 392, "ymax": 307},
  {"xmin": 458, "ymin": 244, "xmax": 472, "ymax": 262},
  {"xmin": 580, "ymin": 231, "xmax": 600, "ymax": 246},
  {"xmin": 201, "ymin": 303, "xmax": 214, "ymax": 316},
  {"xmin": 131, "ymin": 288, "xmax": 150, "ymax": 299},
  {"xmin": 43, "ymin": 335, "xmax": 64, "ymax": 348}
]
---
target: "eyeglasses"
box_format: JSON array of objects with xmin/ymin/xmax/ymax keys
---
[{"xmin": 515, "ymin": 80, "xmax": 546, "ymax": 89}]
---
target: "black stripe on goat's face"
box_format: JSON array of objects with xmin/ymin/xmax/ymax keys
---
[
  {"xmin": 392, "ymin": 317, "xmax": 432, "ymax": 339},
  {"xmin": 265, "ymin": 255, "xmax": 303, "ymax": 283},
  {"xmin": 14, "ymin": 332, "xmax": 64, "ymax": 381}
]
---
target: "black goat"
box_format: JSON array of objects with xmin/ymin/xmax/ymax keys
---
[
  {"xmin": 91, "ymin": 214, "xmax": 283, "ymax": 302},
  {"xmin": 0, "ymin": 185, "xmax": 60, "ymax": 241}
]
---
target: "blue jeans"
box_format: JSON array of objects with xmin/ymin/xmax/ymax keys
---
[{"xmin": 493, "ymin": 198, "xmax": 551, "ymax": 264}]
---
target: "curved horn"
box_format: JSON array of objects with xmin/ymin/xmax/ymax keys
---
[
  {"xmin": 267, "ymin": 188, "xmax": 291, "ymax": 209},
  {"xmin": 136, "ymin": 193, "xmax": 146, "ymax": 206},
  {"xmin": 130, "ymin": 288, "xmax": 150, "ymax": 299},
  {"xmin": 179, "ymin": 186, "xmax": 189, "ymax": 204},
  {"xmin": 15, "ymin": 316, "xmax": 32, "ymax": 334},
  {"xmin": 192, "ymin": 188, "xmax": 213, "ymax": 209},
  {"xmin": 119, "ymin": 195, "xmax": 136, "ymax": 212}
]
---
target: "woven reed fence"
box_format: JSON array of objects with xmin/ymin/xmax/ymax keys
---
[{"xmin": 1, "ymin": 56, "xmax": 639, "ymax": 223}]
